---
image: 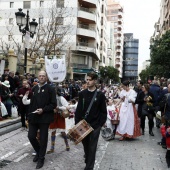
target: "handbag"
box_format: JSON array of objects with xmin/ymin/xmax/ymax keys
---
[
  {"xmin": 61, "ymin": 109, "xmax": 70, "ymax": 118},
  {"xmin": 0, "ymin": 102, "xmax": 8, "ymax": 117},
  {"xmin": 11, "ymin": 105, "xmax": 18, "ymax": 118},
  {"xmin": 110, "ymin": 110, "xmax": 120, "ymax": 125}
]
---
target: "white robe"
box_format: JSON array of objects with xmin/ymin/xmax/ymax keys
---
[{"xmin": 116, "ymin": 89, "xmax": 137, "ymax": 136}]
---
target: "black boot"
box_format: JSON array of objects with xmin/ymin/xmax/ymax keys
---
[
  {"xmin": 149, "ymin": 130, "xmax": 154, "ymax": 136},
  {"xmin": 33, "ymin": 155, "xmax": 39, "ymax": 162}
]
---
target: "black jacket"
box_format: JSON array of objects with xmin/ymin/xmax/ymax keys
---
[
  {"xmin": 136, "ymin": 91, "xmax": 154, "ymax": 117},
  {"xmin": 75, "ymin": 89, "xmax": 107, "ymax": 129},
  {"xmin": 28, "ymin": 84, "xmax": 57, "ymax": 124}
]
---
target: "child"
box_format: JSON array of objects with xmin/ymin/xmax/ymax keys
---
[
  {"xmin": 103, "ymin": 98, "xmax": 118, "ymax": 140},
  {"xmin": 66, "ymin": 98, "xmax": 78, "ymax": 133},
  {"xmin": 161, "ymin": 121, "xmax": 170, "ymax": 168}
]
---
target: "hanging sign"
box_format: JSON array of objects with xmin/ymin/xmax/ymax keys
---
[{"xmin": 45, "ymin": 55, "xmax": 66, "ymax": 82}]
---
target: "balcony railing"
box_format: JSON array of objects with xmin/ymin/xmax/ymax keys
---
[
  {"xmin": 77, "ymin": 42, "xmax": 95, "ymax": 48},
  {"xmin": 78, "ymin": 24, "xmax": 95, "ymax": 31},
  {"xmin": 79, "ymin": 7, "xmax": 96, "ymax": 14}
]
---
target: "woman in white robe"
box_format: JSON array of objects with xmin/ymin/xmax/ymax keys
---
[{"xmin": 116, "ymin": 80, "xmax": 141, "ymax": 141}]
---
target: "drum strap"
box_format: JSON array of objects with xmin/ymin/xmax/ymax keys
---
[{"xmin": 84, "ymin": 90, "xmax": 98, "ymax": 119}]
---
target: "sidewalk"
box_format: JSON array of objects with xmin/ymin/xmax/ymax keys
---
[{"xmin": 0, "ymin": 117, "xmax": 21, "ymax": 136}]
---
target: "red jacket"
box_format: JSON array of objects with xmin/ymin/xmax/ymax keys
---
[{"xmin": 161, "ymin": 125, "xmax": 170, "ymax": 149}]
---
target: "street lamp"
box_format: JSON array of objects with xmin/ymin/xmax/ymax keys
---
[{"xmin": 15, "ymin": 8, "xmax": 38, "ymax": 73}]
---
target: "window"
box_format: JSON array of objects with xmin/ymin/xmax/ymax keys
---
[
  {"xmin": 101, "ymin": 17, "xmax": 103, "ymax": 25},
  {"xmin": 8, "ymin": 35, "xmax": 12, "ymax": 41},
  {"xmin": 57, "ymin": 0, "xmax": 64, "ymax": 8},
  {"xmin": 39, "ymin": 18, "xmax": 43, "ymax": 24},
  {"xmin": 56, "ymin": 17, "xmax": 63, "ymax": 25},
  {"xmin": 10, "ymin": 2, "xmax": 14, "ymax": 8},
  {"xmin": 103, "ymin": 56, "xmax": 105, "ymax": 63},
  {"xmin": 72, "ymin": 55, "xmax": 86, "ymax": 65},
  {"xmin": 55, "ymin": 34, "xmax": 63, "ymax": 42},
  {"xmin": 9, "ymin": 18, "xmax": 13, "ymax": 25},
  {"xmin": 40, "ymin": 1, "xmax": 44, "ymax": 7},
  {"xmin": 23, "ymin": 1, "xmax": 31, "ymax": 9}
]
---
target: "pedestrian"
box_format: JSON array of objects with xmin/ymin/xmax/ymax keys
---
[
  {"xmin": 161, "ymin": 121, "xmax": 170, "ymax": 168},
  {"xmin": 17, "ymin": 79, "xmax": 32, "ymax": 130},
  {"xmin": 0, "ymin": 80, "xmax": 14, "ymax": 117},
  {"xmin": 75, "ymin": 72, "xmax": 107, "ymax": 170},
  {"xmin": 136, "ymin": 84, "xmax": 155, "ymax": 136},
  {"xmin": 47, "ymin": 87, "xmax": 70, "ymax": 154},
  {"xmin": 116, "ymin": 80, "xmax": 141, "ymax": 141},
  {"xmin": 27, "ymin": 71, "xmax": 56, "ymax": 169},
  {"xmin": 149, "ymin": 80, "xmax": 161, "ymax": 128}
]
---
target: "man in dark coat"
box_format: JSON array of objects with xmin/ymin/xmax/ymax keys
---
[
  {"xmin": 75, "ymin": 72, "xmax": 107, "ymax": 170},
  {"xmin": 28, "ymin": 71, "xmax": 56, "ymax": 169}
]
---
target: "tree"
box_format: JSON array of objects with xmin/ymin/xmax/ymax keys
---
[
  {"xmin": 28, "ymin": 0, "xmax": 73, "ymax": 58},
  {"xmin": 139, "ymin": 66, "xmax": 151, "ymax": 83},
  {"xmin": 0, "ymin": 0, "xmax": 73, "ymax": 61},
  {"xmin": 149, "ymin": 30, "xmax": 170, "ymax": 77},
  {"xmin": 99, "ymin": 66, "xmax": 120, "ymax": 83}
]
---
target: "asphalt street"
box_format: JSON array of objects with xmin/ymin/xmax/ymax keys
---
[{"xmin": 0, "ymin": 122, "xmax": 168, "ymax": 170}]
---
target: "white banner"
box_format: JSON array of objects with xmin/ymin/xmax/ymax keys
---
[
  {"xmin": 0, "ymin": 60, "xmax": 5, "ymax": 75},
  {"xmin": 45, "ymin": 55, "xmax": 66, "ymax": 82}
]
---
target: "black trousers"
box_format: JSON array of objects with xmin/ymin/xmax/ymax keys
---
[
  {"xmin": 141, "ymin": 113, "xmax": 154, "ymax": 131},
  {"xmin": 82, "ymin": 126, "xmax": 101, "ymax": 170},
  {"xmin": 28, "ymin": 123, "xmax": 50, "ymax": 160}
]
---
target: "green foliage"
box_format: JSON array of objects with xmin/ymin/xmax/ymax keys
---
[
  {"xmin": 140, "ymin": 30, "xmax": 170, "ymax": 80},
  {"xmin": 99, "ymin": 66, "xmax": 120, "ymax": 83}
]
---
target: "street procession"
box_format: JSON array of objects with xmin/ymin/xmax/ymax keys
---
[{"xmin": 0, "ymin": 0, "xmax": 170, "ymax": 170}]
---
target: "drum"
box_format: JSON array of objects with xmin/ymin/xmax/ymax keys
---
[{"xmin": 67, "ymin": 119, "xmax": 93, "ymax": 145}]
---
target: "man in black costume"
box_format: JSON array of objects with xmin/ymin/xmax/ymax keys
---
[{"xmin": 75, "ymin": 72, "xmax": 107, "ymax": 170}]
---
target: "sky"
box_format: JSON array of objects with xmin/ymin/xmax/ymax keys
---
[{"xmin": 118, "ymin": 0, "xmax": 161, "ymax": 71}]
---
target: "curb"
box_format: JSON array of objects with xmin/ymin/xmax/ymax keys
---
[{"xmin": 0, "ymin": 117, "xmax": 21, "ymax": 136}]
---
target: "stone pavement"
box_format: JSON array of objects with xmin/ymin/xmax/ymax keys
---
[{"xmin": 0, "ymin": 123, "xmax": 169, "ymax": 170}]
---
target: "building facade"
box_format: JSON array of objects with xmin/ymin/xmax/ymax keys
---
[
  {"xmin": 107, "ymin": 0, "xmax": 124, "ymax": 78},
  {"xmin": 123, "ymin": 33, "xmax": 139, "ymax": 85},
  {"xmin": 0, "ymin": 0, "xmax": 107, "ymax": 79}
]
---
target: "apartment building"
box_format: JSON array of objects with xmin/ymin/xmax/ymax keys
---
[
  {"xmin": 0, "ymin": 0, "xmax": 105, "ymax": 79},
  {"xmin": 71, "ymin": 0, "xmax": 102, "ymax": 80},
  {"xmin": 151, "ymin": 0, "xmax": 170, "ymax": 42},
  {"xmin": 99, "ymin": 0, "xmax": 107, "ymax": 68},
  {"xmin": 123, "ymin": 33, "xmax": 139, "ymax": 85},
  {"xmin": 107, "ymin": 0, "xmax": 124, "ymax": 78}
]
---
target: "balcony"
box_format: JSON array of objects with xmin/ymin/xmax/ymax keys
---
[
  {"xmin": 78, "ymin": 7, "xmax": 96, "ymax": 23},
  {"xmin": 75, "ymin": 42, "xmax": 99, "ymax": 60},
  {"xmin": 76, "ymin": 42, "xmax": 95, "ymax": 53},
  {"xmin": 78, "ymin": 0, "xmax": 97, "ymax": 8},
  {"xmin": 78, "ymin": 24, "xmax": 95, "ymax": 31},
  {"xmin": 77, "ymin": 27, "xmax": 96, "ymax": 39},
  {"xmin": 118, "ymin": 11, "xmax": 123, "ymax": 18},
  {"xmin": 115, "ymin": 61, "xmax": 120, "ymax": 67},
  {"xmin": 116, "ymin": 49, "xmax": 122, "ymax": 53}
]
